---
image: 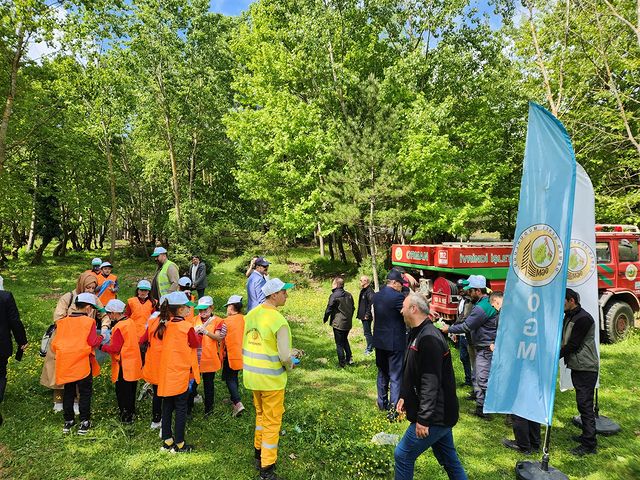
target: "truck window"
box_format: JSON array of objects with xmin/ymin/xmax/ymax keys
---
[
  {"xmin": 596, "ymin": 242, "xmax": 611, "ymax": 263},
  {"xmin": 618, "ymin": 240, "xmax": 639, "ymax": 262}
]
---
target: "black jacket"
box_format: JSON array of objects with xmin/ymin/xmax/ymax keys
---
[
  {"xmin": 189, "ymin": 261, "xmax": 208, "ymax": 289},
  {"xmin": 0, "ymin": 291, "xmax": 27, "ymax": 358},
  {"xmin": 323, "ymin": 287, "xmax": 355, "ymax": 331},
  {"xmin": 401, "ymin": 319, "xmax": 459, "ymax": 427},
  {"xmin": 357, "ymin": 286, "xmax": 374, "ymax": 321}
]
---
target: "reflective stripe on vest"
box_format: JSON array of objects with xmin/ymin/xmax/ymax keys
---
[
  {"xmin": 242, "ymin": 304, "xmax": 291, "ymax": 391},
  {"xmin": 158, "ymin": 260, "xmax": 177, "ymax": 297}
]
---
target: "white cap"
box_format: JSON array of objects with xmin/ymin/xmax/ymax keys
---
[
  {"xmin": 137, "ymin": 279, "xmax": 152, "ymax": 290},
  {"xmin": 105, "ymin": 299, "xmax": 126, "ymax": 313},
  {"xmin": 464, "ymin": 275, "xmax": 487, "ymax": 290},
  {"xmin": 91, "ymin": 257, "xmax": 102, "ymax": 266},
  {"xmin": 151, "ymin": 246, "xmax": 167, "ymax": 257},
  {"xmin": 100, "ymin": 261, "xmax": 113, "ymax": 268},
  {"xmin": 165, "ymin": 291, "xmax": 195, "ymax": 306},
  {"xmin": 158, "ymin": 295, "xmax": 168, "ymax": 306},
  {"xmin": 261, "ymin": 278, "xmax": 295, "ymax": 297},
  {"xmin": 76, "ymin": 292, "xmax": 98, "ymax": 307},
  {"xmin": 178, "ymin": 276, "xmax": 192, "ymax": 287},
  {"xmin": 224, "ymin": 294, "xmax": 243, "ymax": 306},
  {"xmin": 195, "ymin": 296, "xmax": 214, "ymax": 310}
]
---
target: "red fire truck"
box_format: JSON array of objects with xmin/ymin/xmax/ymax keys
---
[{"xmin": 391, "ymin": 224, "xmax": 640, "ymax": 343}]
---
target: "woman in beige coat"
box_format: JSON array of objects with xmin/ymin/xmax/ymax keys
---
[{"xmin": 40, "ymin": 272, "xmax": 109, "ymax": 411}]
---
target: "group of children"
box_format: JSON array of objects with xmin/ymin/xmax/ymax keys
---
[{"xmin": 49, "ymin": 270, "xmax": 245, "ymax": 453}]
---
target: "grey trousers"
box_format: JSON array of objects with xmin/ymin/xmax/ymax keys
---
[{"xmin": 475, "ymin": 348, "xmax": 493, "ymax": 408}]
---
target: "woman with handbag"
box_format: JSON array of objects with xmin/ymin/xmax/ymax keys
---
[{"xmin": 40, "ymin": 271, "xmax": 109, "ymax": 412}]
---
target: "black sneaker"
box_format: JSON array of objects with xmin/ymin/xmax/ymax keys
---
[
  {"xmin": 387, "ymin": 408, "xmax": 399, "ymax": 423},
  {"xmin": 160, "ymin": 441, "xmax": 174, "ymax": 453},
  {"xmin": 571, "ymin": 445, "xmax": 597, "ymax": 456},
  {"xmin": 63, "ymin": 420, "xmax": 76, "ymax": 434},
  {"xmin": 173, "ymin": 443, "xmax": 194, "ymax": 453},
  {"xmin": 501, "ymin": 438, "xmax": 532, "ymax": 454},
  {"xmin": 471, "ymin": 408, "xmax": 491, "ymax": 420},
  {"xmin": 77, "ymin": 420, "xmax": 91, "ymax": 435},
  {"xmin": 259, "ymin": 464, "xmax": 280, "ymax": 480}
]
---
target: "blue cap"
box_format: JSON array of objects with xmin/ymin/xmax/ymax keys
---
[
  {"xmin": 387, "ymin": 270, "xmax": 404, "ymax": 283},
  {"xmin": 151, "ymin": 246, "xmax": 167, "ymax": 257}
]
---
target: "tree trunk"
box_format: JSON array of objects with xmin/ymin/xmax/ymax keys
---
[
  {"xmin": 101, "ymin": 122, "xmax": 117, "ymax": 262},
  {"xmin": 155, "ymin": 64, "xmax": 181, "ymax": 228},
  {"xmin": 26, "ymin": 168, "xmax": 37, "ymax": 251},
  {"xmin": 336, "ymin": 229, "xmax": 347, "ymax": 264},
  {"xmin": 328, "ymin": 233, "xmax": 335, "ymax": 261},
  {"xmin": 317, "ymin": 222, "xmax": 325, "ymax": 257},
  {"xmin": 188, "ymin": 129, "xmax": 198, "ymax": 201},
  {"xmin": 369, "ymin": 168, "xmax": 380, "ymax": 291},
  {"xmin": 0, "ymin": 26, "xmax": 25, "ymax": 177},
  {"xmin": 31, "ymin": 236, "xmax": 53, "ymax": 265},
  {"xmin": 70, "ymin": 229, "xmax": 81, "ymax": 251},
  {"xmin": 345, "ymin": 226, "xmax": 362, "ymax": 265}
]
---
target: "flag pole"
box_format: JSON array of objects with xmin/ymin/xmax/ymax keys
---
[{"xmin": 515, "ymin": 424, "xmax": 568, "ymax": 480}]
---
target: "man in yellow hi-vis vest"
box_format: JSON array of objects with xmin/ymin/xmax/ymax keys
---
[{"xmin": 243, "ymin": 278, "xmax": 294, "ymax": 480}]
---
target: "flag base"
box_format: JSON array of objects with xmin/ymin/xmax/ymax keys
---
[
  {"xmin": 515, "ymin": 461, "xmax": 568, "ymax": 480},
  {"xmin": 572, "ymin": 415, "xmax": 621, "ymax": 435}
]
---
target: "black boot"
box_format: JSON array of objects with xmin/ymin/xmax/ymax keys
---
[
  {"xmin": 254, "ymin": 448, "xmax": 261, "ymax": 470},
  {"xmin": 260, "ymin": 464, "xmax": 281, "ymax": 480}
]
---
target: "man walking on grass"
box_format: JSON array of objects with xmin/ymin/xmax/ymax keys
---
[
  {"xmin": 394, "ymin": 292, "xmax": 467, "ymax": 480},
  {"xmin": 323, "ymin": 277, "xmax": 355, "ymax": 368}
]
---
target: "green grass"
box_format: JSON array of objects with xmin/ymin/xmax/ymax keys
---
[{"xmin": 0, "ymin": 247, "xmax": 639, "ymax": 479}]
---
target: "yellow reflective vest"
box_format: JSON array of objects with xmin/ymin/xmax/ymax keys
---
[{"xmin": 242, "ymin": 304, "xmax": 291, "ymax": 391}]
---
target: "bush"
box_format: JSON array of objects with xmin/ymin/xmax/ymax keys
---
[{"xmin": 309, "ymin": 257, "xmax": 359, "ymax": 279}]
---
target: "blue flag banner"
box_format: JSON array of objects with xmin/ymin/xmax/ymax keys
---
[{"xmin": 484, "ymin": 103, "xmax": 577, "ymax": 425}]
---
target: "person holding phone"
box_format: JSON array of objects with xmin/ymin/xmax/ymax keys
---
[{"xmin": 0, "ymin": 276, "xmax": 28, "ymax": 427}]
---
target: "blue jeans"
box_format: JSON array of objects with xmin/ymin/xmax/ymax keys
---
[{"xmin": 394, "ymin": 424, "xmax": 467, "ymax": 480}]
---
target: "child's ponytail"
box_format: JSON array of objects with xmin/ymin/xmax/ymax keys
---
[{"xmin": 155, "ymin": 299, "xmax": 170, "ymax": 340}]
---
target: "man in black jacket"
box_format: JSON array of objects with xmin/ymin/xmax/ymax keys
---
[
  {"xmin": 357, "ymin": 275, "xmax": 375, "ymax": 355},
  {"xmin": 189, "ymin": 255, "xmax": 208, "ymax": 299},
  {"xmin": 0, "ymin": 278, "xmax": 28, "ymax": 427},
  {"xmin": 323, "ymin": 277, "xmax": 355, "ymax": 368},
  {"xmin": 561, "ymin": 288, "xmax": 599, "ymax": 456},
  {"xmin": 394, "ymin": 292, "xmax": 467, "ymax": 480}
]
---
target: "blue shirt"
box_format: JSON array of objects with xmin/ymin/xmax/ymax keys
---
[{"xmin": 246, "ymin": 270, "xmax": 267, "ymax": 312}]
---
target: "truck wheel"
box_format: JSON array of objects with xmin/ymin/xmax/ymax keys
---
[{"xmin": 602, "ymin": 301, "xmax": 633, "ymax": 343}]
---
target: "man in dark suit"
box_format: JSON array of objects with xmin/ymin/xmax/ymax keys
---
[
  {"xmin": 0, "ymin": 277, "xmax": 28, "ymax": 427},
  {"xmin": 372, "ymin": 270, "xmax": 406, "ymax": 420},
  {"xmin": 189, "ymin": 255, "xmax": 208, "ymax": 299}
]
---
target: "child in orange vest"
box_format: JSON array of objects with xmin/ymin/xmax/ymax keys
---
[
  {"xmin": 140, "ymin": 296, "xmax": 165, "ymax": 430},
  {"xmin": 96, "ymin": 261, "xmax": 119, "ymax": 304},
  {"xmin": 125, "ymin": 279, "xmax": 157, "ymax": 344},
  {"xmin": 99, "ymin": 299, "xmax": 143, "ymax": 424},
  {"xmin": 156, "ymin": 291, "xmax": 200, "ymax": 453},
  {"xmin": 222, "ymin": 294, "xmax": 245, "ymax": 417},
  {"xmin": 192, "ymin": 296, "xmax": 226, "ymax": 416},
  {"xmin": 50, "ymin": 293, "xmax": 103, "ymax": 435}
]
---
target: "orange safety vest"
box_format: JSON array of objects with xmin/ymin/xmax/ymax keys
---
[
  {"xmin": 200, "ymin": 316, "xmax": 224, "ymax": 373},
  {"xmin": 97, "ymin": 273, "xmax": 118, "ymax": 304},
  {"xmin": 51, "ymin": 314, "xmax": 101, "ymax": 384},
  {"xmin": 127, "ymin": 297, "xmax": 155, "ymax": 339},
  {"xmin": 223, "ymin": 313, "xmax": 245, "ymax": 370},
  {"xmin": 157, "ymin": 320, "xmax": 200, "ymax": 397},
  {"xmin": 142, "ymin": 316, "xmax": 163, "ymax": 385},
  {"xmin": 110, "ymin": 318, "xmax": 143, "ymax": 383}
]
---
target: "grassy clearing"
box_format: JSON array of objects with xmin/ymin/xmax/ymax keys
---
[{"xmin": 0, "ymin": 247, "xmax": 639, "ymax": 479}]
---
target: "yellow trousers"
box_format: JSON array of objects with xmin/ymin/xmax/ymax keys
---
[{"xmin": 253, "ymin": 389, "xmax": 285, "ymax": 468}]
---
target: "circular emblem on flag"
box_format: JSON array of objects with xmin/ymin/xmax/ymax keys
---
[
  {"xmin": 513, "ymin": 224, "xmax": 564, "ymax": 286},
  {"xmin": 625, "ymin": 264, "xmax": 638, "ymax": 281},
  {"xmin": 394, "ymin": 247, "xmax": 403, "ymax": 262},
  {"xmin": 567, "ymin": 239, "xmax": 596, "ymax": 286}
]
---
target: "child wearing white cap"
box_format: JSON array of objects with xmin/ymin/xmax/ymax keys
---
[
  {"xmin": 99, "ymin": 299, "xmax": 143, "ymax": 424},
  {"xmin": 96, "ymin": 262, "xmax": 119, "ymax": 305},
  {"xmin": 192, "ymin": 296, "xmax": 226, "ymax": 415}
]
